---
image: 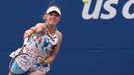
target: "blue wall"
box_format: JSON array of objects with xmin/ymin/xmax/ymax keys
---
[{"xmin": 1, "ymin": 0, "xmax": 134, "ymax": 75}]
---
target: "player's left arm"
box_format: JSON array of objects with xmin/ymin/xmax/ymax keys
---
[{"xmin": 45, "ymin": 31, "xmax": 63, "ymax": 64}]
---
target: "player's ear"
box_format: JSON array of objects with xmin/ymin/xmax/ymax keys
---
[
  {"xmin": 57, "ymin": 16, "xmax": 61, "ymax": 22},
  {"xmin": 57, "ymin": 15, "xmax": 61, "ymax": 22}
]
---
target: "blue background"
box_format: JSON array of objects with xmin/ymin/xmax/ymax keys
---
[{"xmin": 1, "ymin": 0, "xmax": 134, "ymax": 75}]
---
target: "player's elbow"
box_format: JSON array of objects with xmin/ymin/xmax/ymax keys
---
[{"xmin": 47, "ymin": 56, "xmax": 56, "ymax": 64}]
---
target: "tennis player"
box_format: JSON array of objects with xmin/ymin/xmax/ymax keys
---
[{"xmin": 8, "ymin": 2, "xmax": 62, "ymax": 75}]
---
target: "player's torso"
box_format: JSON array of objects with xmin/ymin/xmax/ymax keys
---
[{"xmin": 24, "ymin": 32, "xmax": 59, "ymax": 59}]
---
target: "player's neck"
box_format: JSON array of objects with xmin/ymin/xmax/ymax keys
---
[{"xmin": 47, "ymin": 25, "xmax": 56, "ymax": 36}]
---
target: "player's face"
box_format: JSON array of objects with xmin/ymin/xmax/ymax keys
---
[{"xmin": 46, "ymin": 11, "xmax": 61, "ymax": 26}]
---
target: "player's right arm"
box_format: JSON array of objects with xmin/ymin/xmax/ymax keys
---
[{"xmin": 24, "ymin": 23, "xmax": 46, "ymax": 39}]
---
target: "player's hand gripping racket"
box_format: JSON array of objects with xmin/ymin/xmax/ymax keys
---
[{"xmin": 9, "ymin": 38, "xmax": 32, "ymax": 74}]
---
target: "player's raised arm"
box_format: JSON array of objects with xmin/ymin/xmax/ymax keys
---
[{"xmin": 23, "ymin": 23, "xmax": 46, "ymax": 39}]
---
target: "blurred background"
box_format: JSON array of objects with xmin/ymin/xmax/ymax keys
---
[{"xmin": 0, "ymin": 0, "xmax": 134, "ymax": 75}]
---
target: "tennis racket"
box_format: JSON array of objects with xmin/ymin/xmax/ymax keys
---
[
  {"xmin": 9, "ymin": 38, "xmax": 32, "ymax": 74},
  {"xmin": 9, "ymin": 53, "xmax": 32, "ymax": 74}
]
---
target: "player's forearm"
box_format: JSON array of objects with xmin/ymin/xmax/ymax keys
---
[
  {"xmin": 23, "ymin": 26, "xmax": 39, "ymax": 39},
  {"xmin": 24, "ymin": 28, "xmax": 35, "ymax": 39},
  {"xmin": 29, "ymin": 26, "xmax": 37, "ymax": 33},
  {"xmin": 45, "ymin": 56, "xmax": 55, "ymax": 64}
]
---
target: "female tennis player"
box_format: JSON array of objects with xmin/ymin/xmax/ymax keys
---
[{"xmin": 8, "ymin": 2, "xmax": 62, "ymax": 75}]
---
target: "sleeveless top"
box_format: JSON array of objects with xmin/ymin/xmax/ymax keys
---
[{"xmin": 24, "ymin": 23, "xmax": 59, "ymax": 59}]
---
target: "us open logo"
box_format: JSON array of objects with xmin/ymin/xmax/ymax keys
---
[{"xmin": 82, "ymin": 0, "xmax": 134, "ymax": 20}]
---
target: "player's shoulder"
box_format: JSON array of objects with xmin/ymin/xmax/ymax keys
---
[{"xmin": 57, "ymin": 30, "xmax": 63, "ymax": 40}]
